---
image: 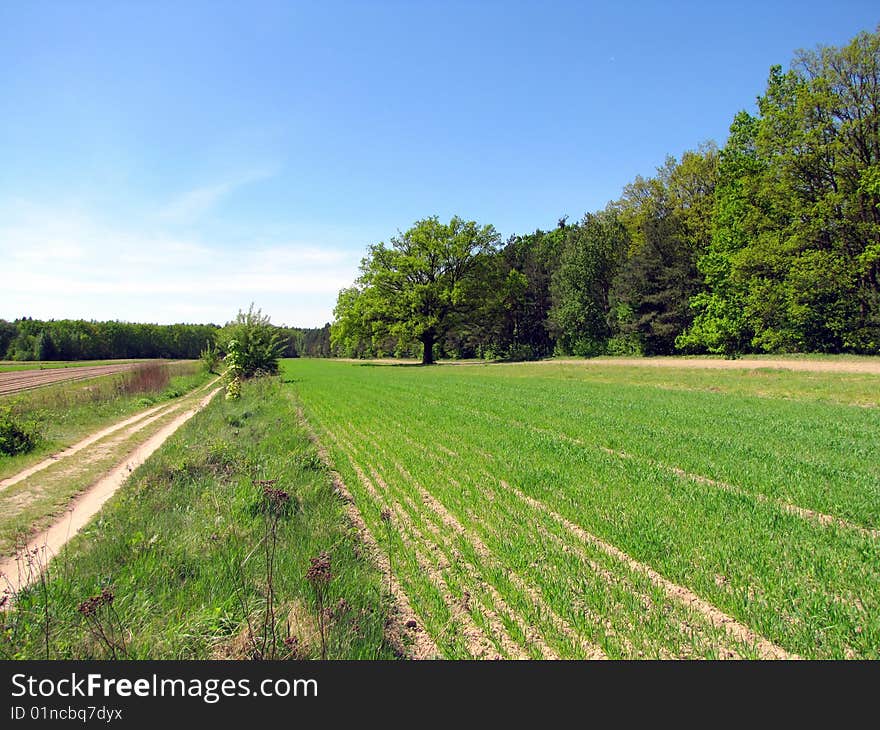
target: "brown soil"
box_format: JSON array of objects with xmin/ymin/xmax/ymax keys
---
[
  {"xmin": 547, "ymin": 357, "xmax": 880, "ymax": 375},
  {"xmin": 0, "ymin": 362, "xmax": 155, "ymax": 396}
]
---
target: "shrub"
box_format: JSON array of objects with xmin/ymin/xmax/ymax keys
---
[
  {"xmin": 504, "ymin": 343, "xmax": 537, "ymax": 362},
  {"xmin": 200, "ymin": 342, "xmax": 221, "ymax": 374},
  {"xmin": 217, "ymin": 305, "xmax": 285, "ymax": 378},
  {"xmin": 0, "ymin": 408, "xmax": 41, "ymax": 455},
  {"xmin": 605, "ymin": 335, "xmax": 643, "ymax": 357}
]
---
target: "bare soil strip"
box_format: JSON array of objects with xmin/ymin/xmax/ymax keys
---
[
  {"xmin": 294, "ymin": 407, "xmax": 440, "ymax": 660},
  {"xmin": 0, "ymin": 387, "xmax": 221, "ymax": 594},
  {"xmin": 543, "ymin": 357, "xmax": 880, "ymax": 375},
  {"xmin": 0, "ymin": 378, "xmax": 218, "ymax": 493},
  {"xmin": 0, "ymin": 362, "xmax": 148, "ymax": 396},
  {"xmin": 330, "ymin": 431, "xmax": 504, "ymax": 659},
  {"xmin": 501, "ymin": 479, "xmax": 797, "ymax": 660},
  {"xmin": 366, "ymin": 464, "xmax": 545, "ymax": 659},
  {"xmin": 597, "ymin": 445, "xmax": 880, "ymax": 539}
]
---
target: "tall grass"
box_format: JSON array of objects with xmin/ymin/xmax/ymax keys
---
[
  {"xmin": 116, "ymin": 362, "xmax": 171, "ymax": 397},
  {"xmin": 2, "ymin": 376, "xmax": 394, "ymax": 660}
]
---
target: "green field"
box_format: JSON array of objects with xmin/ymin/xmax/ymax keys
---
[
  {"xmin": 5, "ymin": 357, "xmax": 878, "ymax": 660},
  {"xmin": 287, "ymin": 358, "xmax": 880, "ymax": 659}
]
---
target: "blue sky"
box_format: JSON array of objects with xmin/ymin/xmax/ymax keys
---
[{"xmin": 1, "ymin": 1, "xmax": 877, "ymax": 327}]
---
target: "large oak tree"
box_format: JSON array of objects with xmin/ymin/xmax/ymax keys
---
[{"xmin": 332, "ymin": 216, "xmax": 500, "ymax": 364}]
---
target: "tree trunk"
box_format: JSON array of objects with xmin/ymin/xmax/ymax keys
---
[{"xmin": 421, "ymin": 332, "xmax": 435, "ymax": 365}]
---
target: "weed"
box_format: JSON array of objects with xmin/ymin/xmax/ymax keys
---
[
  {"xmin": 77, "ymin": 587, "xmax": 128, "ymax": 659},
  {"xmin": 256, "ymin": 481, "xmax": 290, "ymax": 659},
  {"xmin": 306, "ymin": 552, "xmax": 332, "ymax": 660},
  {"xmin": 117, "ymin": 362, "xmax": 170, "ymax": 397},
  {"xmin": 380, "ymin": 508, "xmax": 393, "ymax": 598}
]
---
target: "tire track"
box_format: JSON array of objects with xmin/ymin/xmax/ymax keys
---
[
  {"xmin": 345, "ymin": 422, "xmax": 606, "ymax": 660},
  {"xmin": 0, "ymin": 377, "xmax": 219, "ymax": 493},
  {"xmin": 366, "ymin": 464, "xmax": 556, "ymax": 660},
  {"xmin": 0, "ymin": 386, "xmax": 222, "ymax": 594},
  {"xmin": 351, "ymin": 414, "xmax": 753, "ymax": 658},
  {"xmin": 330, "ymin": 434, "xmax": 508, "ymax": 659}
]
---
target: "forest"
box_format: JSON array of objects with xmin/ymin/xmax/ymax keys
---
[
  {"xmin": 332, "ymin": 28, "xmax": 880, "ymax": 361},
  {"xmin": 0, "ymin": 317, "xmax": 331, "ymax": 361},
  {"xmin": 3, "ymin": 29, "xmax": 877, "ymax": 365}
]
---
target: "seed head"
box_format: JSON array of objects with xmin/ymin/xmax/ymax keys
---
[
  {"xmin": 77, "ymin": 588, "xmax": 114, "ymax": 617},
  {"xmin": 262, "ymin": 484, "xmax": 290, "ymax": 514},
  {"xmin": 306, "ymin": 551, "xmax": 332, "ymax": 586}
]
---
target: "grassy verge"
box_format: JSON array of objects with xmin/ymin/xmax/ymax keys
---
[
  {"xmin": 1, "ymin": 376, "xmax": 395, "ymax": 660},
  {"xmin": 0, "ymin": 363, "xmax": 211, "ymax": 479}
]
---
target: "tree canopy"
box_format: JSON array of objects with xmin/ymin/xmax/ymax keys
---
[
  {"xmin": 332, "ymin": 216, "xmax": 501, "ymax": 364},
  {"xmin": 330, "ymin": 25, "xmax": 880, "ymax": 361}
]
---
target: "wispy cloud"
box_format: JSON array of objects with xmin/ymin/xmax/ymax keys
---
[
  {"xmin": 0, "ymin": 201, "xmax": 360, "ymax": 326},
  {"xmin": 158, "ymin": 167, "xmax": 278, "ymax": 223}
]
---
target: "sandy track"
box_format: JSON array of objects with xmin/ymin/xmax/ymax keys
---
[
  {"xmin": 546, "ymin": 357, "xmax": 880, "ymax": 374},
  {"xmin": 0, "ymin": 377, "xmax": 219, "ymax": 493},
  {"xmin": 0, "ymin": 386, "xmax": 221, "ymax": 594},
  {"xmin": 339, "ymin": 356, "xmax": 880, "ymax": 374},
  {"xmin": 0, "ymin": 362, "xmax": 162, "ymax": 396}
]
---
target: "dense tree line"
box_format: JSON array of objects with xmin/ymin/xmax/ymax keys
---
[
  {"xmin": 333, "ymin": 28, "xmax": 880, "ymax": 360},
  {"xmin": 0, "ymin": 317, "xmax": 332, "ymax": 362}
]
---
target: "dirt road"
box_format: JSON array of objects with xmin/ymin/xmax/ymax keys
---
[
  {"xmin": 0, "ymin": 380, "xmax": 221, "ymax": 594},
  {"xmin": 0, "ymin": 362, "xmax": 150, "ymax": 396}
]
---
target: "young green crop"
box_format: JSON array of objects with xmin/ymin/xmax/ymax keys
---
[{"xmin": 287, "ymin": 358, "xmax": 880, "ymax": 659}]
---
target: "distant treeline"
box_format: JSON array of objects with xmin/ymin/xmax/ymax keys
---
[
  {"xmin": 333, "ymin": 27, "xmax": 880, "ymax": 359},
  {"xmin": 0, "ymin": 318, "xmax": 332, "ymax": 361}
]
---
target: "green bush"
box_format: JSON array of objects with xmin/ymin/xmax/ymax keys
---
[
  {"xmin": 200, "ymin": 342, "xmax": 221, "ymax": 374},
  {"xmin": 217, "ymin": 305, "xmax": 286, "ymax": 378},
  {"xmin": 605, "ymin": 335, "xmax": 643, "ymax": 357},
  {"xmin": 504, "ymin": 344, "xmax": 537, "ymax": 362},
  {"xmin": 0, "ymin": 408, "xmax": 41, "ymax": 456}
]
